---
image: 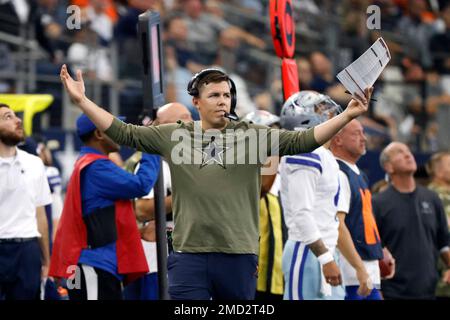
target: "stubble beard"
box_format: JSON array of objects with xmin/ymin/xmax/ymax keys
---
[{"xmin": 0, "ymin": 129, "xmax": 25, "ymax": 146}]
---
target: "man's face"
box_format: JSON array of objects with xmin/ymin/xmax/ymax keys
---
[
  {"xmin": 168, "ymin": 17, "xmax": 188, "ymax": 41},
  {"xmin": 310, "ymin": 52, "xmax": 331, "ymax": 76},
  {"xmin": 194, "ymin": 81, "xmax": 231, "ymax": 129},
  {"xmin": 340, "ymin": 120, "xmax": 367, "ymax": 158},
  {"xmin": 385, "ymin": 142, "xmax": 417, "ymax": 175},
  {"xmin": 297, "ymin": 59, "xmax": 312, "ymax": 84},
  {"xmin": 185, "ymin": 0, "xmax": 202, "ymax": 18},
  {"xmin": 436, "ymin": 155, "xmax": 450, "ymax": 185},
  {"xmin": 0, "ymin": 107, "xmax": 24, "ymax": 146}
]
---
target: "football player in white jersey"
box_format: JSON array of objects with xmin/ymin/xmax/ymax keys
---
[{"xmin": 279, "ymin": 91, "xmax": 372, "ymax": 300}]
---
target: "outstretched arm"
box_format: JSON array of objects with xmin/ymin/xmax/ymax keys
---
[
  {"xmin": 60, "ymin": 64, "xmax": 114, "ymax": 131},
  {"xmin": 314, "ymin": 88, "xmax": 373, "ymax": 145}
]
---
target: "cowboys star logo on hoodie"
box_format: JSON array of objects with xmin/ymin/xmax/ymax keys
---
[{"xmin": 196, "ymin": 136, "xmax": 229, "ymax": 169}]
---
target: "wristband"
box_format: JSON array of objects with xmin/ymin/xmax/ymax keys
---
[{"xmin": 317, "ymin": 251, "xmax": 334, "ymax": 265}]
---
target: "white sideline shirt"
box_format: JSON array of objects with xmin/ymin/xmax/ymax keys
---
[{"xmin": 0, "ymin": 148, "xmax": 52, "ymax": 238}]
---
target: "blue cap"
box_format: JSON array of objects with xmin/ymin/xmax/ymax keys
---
[{"xmin": 76, "ymin": 114, "xmax": 125, "ymax": 137}]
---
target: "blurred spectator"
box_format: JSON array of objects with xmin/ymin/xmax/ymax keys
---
[
  {"xmin": 427, "ymin": 151, "xmax": 450, "ymax": 225},
  {"xmin": 297, "ymin": 57, "xmax": 313, "ymax": 91},
  {"xmin": 181, "ymin": 0, "xmax": 228, "ymax": 65},
  {"xmin": 164, "ymin": 15, "xmax": 205, "ymax": 114},
  {"xmin": 36, "ymin": 0, "xmax": 69, "ymax": 61},
  {"xmin": 231, "ymin": 0, "xmax": 265, "ymax": 16},
  {"xmin": 71, "ymin": 0, "xmax": 118, "ymax": 22},
  {"xmin": 309, "ymin": 51, "xmax": 347, "ymax": 103},
  {"xmin": 209, "ymin": 0, "xmax": 267, "ymax": 53},
  {"xmin": 80, "ymin": 0, "xmax": 115, "ymax": 45},
  {"xmin": 339, "ymin": 0, "xmax": 370, "ymax": 60},
  {"xmin": 0, "ymin": 42, "xmax": 15, "ymax": 93},
  {"xmin": 164, "ymin": 15, "xmax": 205, "ymax": 74},
  {"xmin": 399, "ymin": 57, "xmax": 427, "ymax": 148},
  {"xmin": 424, "ymin": 70, "xmax": 450, "ymax": 151},
  {"xmin": 181, "ymin": 0, "xmax": 265, "ymax": 66},
  {"xmin": 294, "ymin": 0, "xmax": 320, "ymax": 14},
  {"xmin": 429, "ymin": 3, "xmax": 450, "ymax": 74},
  {"xmin": 374, "ymin": 0, "xmax": 403, "ymax": 32},
  {"xmin": 373, "ymin": 65, "xmax": 405, "ymax": 141},
  {"xmin": 309, "ymin": 51, "xmax": 335, "ymax": 92},
  {"xmin": 253, "ymin": 91, "xmax": 273, "ymax": 113},
  {"xmin": 67, "ymin": 25, "xmax": 113, "ymax": 81},
  {"xmin": 426, "ymin": 151, "xmax": 450, "ymax": 300},
  {"xmin": 373, "ymin": 57, "xmax": 429, "ymax": 149},
  {"xmin": 0, "ymin": 0, "xmax": 61, "ymax": 62},
  {"xmin": 396, "ymin": 0, "xmax": 438, "ymax": 67}
]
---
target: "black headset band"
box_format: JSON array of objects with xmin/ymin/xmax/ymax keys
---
[{"xmin": 187, "ymin": 69, "xmax": 231, "ymax": 94}]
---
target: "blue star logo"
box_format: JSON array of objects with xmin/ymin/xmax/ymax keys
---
[{"xmin": 196, "ymin": 137, "xmax": 229, "ymax": 169}]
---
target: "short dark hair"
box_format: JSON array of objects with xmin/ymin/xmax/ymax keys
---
[
  {"xmin": 196, "ymin": 71, "xmax": 231, "ymax": 96},
  {"xmin": 0, "ymin": 103, "xmax": 10, "ymax": 109}
]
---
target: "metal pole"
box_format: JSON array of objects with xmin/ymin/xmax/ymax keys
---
[
  {"xmin": 109, "ymin": 42, "xmax": 119, "ymax": 116},
  {"xmin": 16, "ymin": 23, "xmax": 26, "ymax": 93},
  {"xmin": 27, "ymin": 23, "xmax": 36, "ymax": 93},
  {"xmin": 418, "ymin": 79, "xmax": 428, "ymax": 152},
  {"xmin": 154, "ymin": 161, "xmax": 169, "ymax": 299}
]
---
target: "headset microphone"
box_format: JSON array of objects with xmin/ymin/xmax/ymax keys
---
[{"xmin": 224, "ymin": 112, "xmax": 239, "ymax": 121}]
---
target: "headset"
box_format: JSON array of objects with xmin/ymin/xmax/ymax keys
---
[{"xmin": 187, "ymin": 68, "xmax": 238, "ymax": 119}]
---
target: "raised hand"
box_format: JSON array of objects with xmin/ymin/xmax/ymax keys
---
[
  {"xmin": 345, "ymin": 87, "xmax": 373, "ymax": 119},
  {"xmin": 60, "ymin": 64, "xmax": 85, "ymax": 105}
]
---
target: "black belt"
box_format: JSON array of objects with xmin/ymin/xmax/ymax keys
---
[{"xmin": 0, "ymin": 237, "xmax": 38, "ymax": 244}]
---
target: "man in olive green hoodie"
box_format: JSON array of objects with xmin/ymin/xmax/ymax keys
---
[{"xmin": 59, "ymin": 64, "xmax": 373, "ymax": 300}]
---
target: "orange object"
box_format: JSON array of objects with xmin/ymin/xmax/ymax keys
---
[
  {"xmin": 281, "ymin": 58, "xmax": 299, "ymax": 101},
  {"xmin": 270, "ymin": 0, "xmax": 295, "ymax": 58},
  {"xmin": 421, "ymin": 11, "xmax": 436, "ymax": 23},
  {"xmin": 57, "ymin": 286, "xmax": 68, "ymax": 296},
  {"xmin": 359, "ymin": 189, "xmax": 381, "ymax": 245},
  {"xmin": 71, "ymin": 0, "xmax": 117, "ymax": 22}
]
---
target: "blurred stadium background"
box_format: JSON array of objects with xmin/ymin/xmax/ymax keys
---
[{"xmin": 1, "ymin": 0, "xmax": 449, "ymax": 185}]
